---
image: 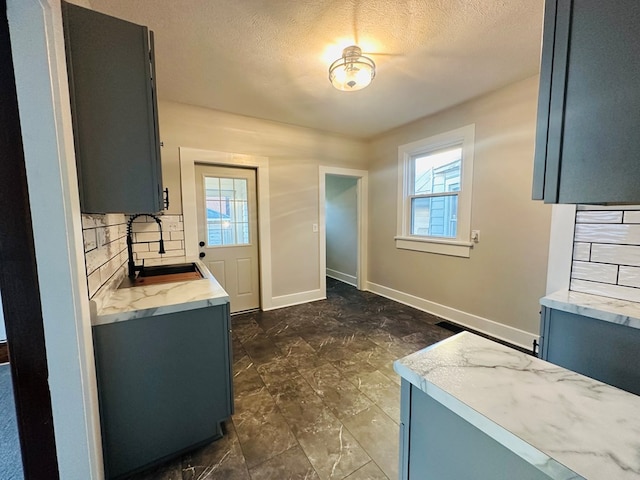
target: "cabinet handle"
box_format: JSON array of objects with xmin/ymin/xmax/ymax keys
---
[
  {"xmin": 199, "ymin": 252, "xmax": 205, "ymax": 258},
  {"xmin": 163, "ymin": 187, "xmax": 169, "ymax": 209},
  {"xmin": 199, "ymin": 241, "xmax": 205, "ymax": 247}
]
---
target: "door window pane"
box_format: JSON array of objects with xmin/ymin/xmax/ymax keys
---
[
  {"xmin": 411, "ymin": 195, "xmax": 458, "ymax": 238},
  {"xmin": 204, "ymin": 176, "xmax": 250, "ymax": 246}
]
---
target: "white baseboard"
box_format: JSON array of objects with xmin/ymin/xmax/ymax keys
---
[
  {"xmin": 326, "ymin": 269, "xmax": 357, "ymax": 287},
  {"xmin": 265, "ymin": 289, "xmax": 326, "ymax": 311},
  {"xmin": 366, "ymin": 281, "xmax": 538, "ymax": 350}
]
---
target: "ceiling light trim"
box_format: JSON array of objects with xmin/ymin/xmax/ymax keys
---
[{"xmin": 328, "ymin": 45, "xmax": 376, "ymax": 92}]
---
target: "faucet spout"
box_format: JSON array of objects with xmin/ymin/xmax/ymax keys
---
[{"xmin": 127, "ymin": 213, "xmax": 166, "ymax": 278}]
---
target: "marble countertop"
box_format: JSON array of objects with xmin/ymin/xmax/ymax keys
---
[
  {"xmin": 541, "ymin": 289, "xmax": 640, "ymax": 330},
  {"xmin": 394, "ymin": 331, "xmax": 640, "ymax": 480},
  {"xmin": 92, "ymin": 260, "xmax": 229, "ymax": 326}
]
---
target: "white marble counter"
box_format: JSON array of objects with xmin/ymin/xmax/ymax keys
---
[
  {"xmin": 92, "ymin": 260, "xmax": 229, "ymax": 326},
  {"xmin": 541, "ymin": 289, "xmax": 640, "ymax": 330},
  {"xmin": 394, "ymin": 332, "xmax": 640, "ymax": 480}
]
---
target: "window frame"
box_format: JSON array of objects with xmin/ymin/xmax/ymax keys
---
[{"xmin": 396, "ymin": 124, "xmax": 475, "ymax": 257}]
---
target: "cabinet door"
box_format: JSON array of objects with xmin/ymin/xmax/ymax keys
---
[
  {"xmin": 63, "ymin": 2, "xmax": 163, "ymax": 213},
  {"xmin": 534, "ymin": 0, "xmax": 640, "ymax": 204},
  {"xmin": 543, "ymin": 309, "xmax": 640, "ymax": 396}
]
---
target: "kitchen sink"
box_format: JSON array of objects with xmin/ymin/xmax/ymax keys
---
[
  {"xmin": 138, "ymin": 263, "xmax": 200, "ymax": 277},
  {"xmin": 119, "ymin": 263, "xmax": 203, "ymax": 288}
]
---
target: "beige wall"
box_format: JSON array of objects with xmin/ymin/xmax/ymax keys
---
[
  {"xmin": 367, "ymin": 75, "xmax": 552, "ymax": 336},
  {"xmin": 158, "ymin": 100, "xmax": 368, "ymax": 297}
]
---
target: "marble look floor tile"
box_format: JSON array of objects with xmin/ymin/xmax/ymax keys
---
[
  {"xmin": 256, "ymin": 356, "xmax": 299, "ymax": 389},
  {"xmin": 304, "ymin": 364, "xmax": 373, "ymax": 420},
  {"xmin": 232, "ymin": 337, "xmax": 248, "ymax": 365},
  {"xmin": 232, "ymin": 319, "xmax": 264, "ymax": 344},
  {"xmin": 354, "ymin": 371, "xmax": 401, "ymax": 424},
  {"xmin": 274, "ymin": 336, "xmax": 326, "ymax": 373},
  {"xmin": 233, "ymin": 386, "xmax": 297, "ymax": 468},
  {"xmin": 233, "ymin": 355, "xmax": 264, "ymax": 395},
  {"xmin": 240, "ymin": 336, "xmax": 282, "ymax": 365},
  {"xmin": 182, "ymin": 421, "xmax": 249, "ymax": 480},
  {"xmin": 343, "ymin": 461, "xmax": 389, "ymax": 480},
  {"xmin": 342, "ymin": 405, "xmax": 399, "ymax": 480},
  {"xmin": 268, "ymin": 375, "xmax": 328, "ymax": 431},
  {"xmin": 331, "ymin": 356, "xmax": 379, "ymax": 385},
  {"xmin": 294, "ymin": 411, "xmax": 371, "ymax": 480},
  {"xmin": 248, "ymin": 445, "xmax": 319, "ymax": 480}
]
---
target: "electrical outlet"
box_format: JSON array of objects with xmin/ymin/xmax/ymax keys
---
[
  {"xmin": 312, "ymin": 223, "xmax": 318, "ymax": 233},
  {"xmin": 471, "ymin": 230, "xmax": 480, "ymax": 242}
]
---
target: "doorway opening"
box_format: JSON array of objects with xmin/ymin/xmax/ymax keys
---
[{"xmin": 319, "ymin": 166, "xmax": 368, "ymax": 297}]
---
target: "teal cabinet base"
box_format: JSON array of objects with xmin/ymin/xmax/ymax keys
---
[
  {"xmin": 92, "ymin": 304, "xmax": 232, "ymax": 479},
  {"xmin": 399, "ymin": 380, "xmax": 552, "ymax": 479}
]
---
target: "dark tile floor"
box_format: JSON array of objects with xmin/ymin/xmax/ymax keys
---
[{"xmin": 127, "ymin": 278, "xmax": 455, "ymax": 480}]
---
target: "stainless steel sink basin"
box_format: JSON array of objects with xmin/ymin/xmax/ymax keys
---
[{"xmin": 119, "ymin": 262, "xmax": 203, "ymax": 288}]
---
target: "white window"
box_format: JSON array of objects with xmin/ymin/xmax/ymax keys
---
[{"xmin": 396, "ymin": 124, "xmax": 475, "ymax": 257}]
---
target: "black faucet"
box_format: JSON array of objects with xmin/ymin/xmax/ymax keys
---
[{"xmin": 127, "ymin": 213, "xmax": 166, "ymax": 279}]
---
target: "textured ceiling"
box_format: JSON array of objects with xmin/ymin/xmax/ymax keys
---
[{"xmin": 84, "ymin": 0, "xmax": 544, "ymax": 138}]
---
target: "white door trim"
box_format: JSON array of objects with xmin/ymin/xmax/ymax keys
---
[
  {"xmin": 9, "ymin": 0, "xmax": 103, "ymax": 477},
  {"xmin": 180, "ymin": 147, "xmax": 273, "ymax": 310},
  {"xmin": 319, "ymin": 166, "xmax": 368, "ymax": 295}
]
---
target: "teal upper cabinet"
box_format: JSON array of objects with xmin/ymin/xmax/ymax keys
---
[
  {"xmin": 533, "ymin": 0, "xmax": 640, "ymax": 204},
  {"xmin": 62, "ymin": 2, "xmax": 164, "ymax": 214}
]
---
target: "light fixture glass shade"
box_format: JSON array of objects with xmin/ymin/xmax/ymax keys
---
[{"xmin": 329, "ymin": 45, "xmax": 376, "ymax": 91}]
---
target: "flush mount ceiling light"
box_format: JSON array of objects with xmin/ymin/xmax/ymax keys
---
[{"xmin": 328, "ymin": 45, "xmax": 376, "ymax": 91}]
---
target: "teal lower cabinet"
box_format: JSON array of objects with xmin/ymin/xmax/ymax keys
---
[
  {"xmin": 92, "ymin": 304, "xmax": 233, "ymax": 479},
  {"xmin": 399, "ymin": 380, "xmax": 552, "ymax": 480},
  {"xmin": 539, "ymin": 306, "xmax": 640, "ymax": 396}
]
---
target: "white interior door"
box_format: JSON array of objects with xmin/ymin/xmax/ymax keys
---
[{"xmin": 195, "ymin": 164, "xmax": 260, "ymax": 313}]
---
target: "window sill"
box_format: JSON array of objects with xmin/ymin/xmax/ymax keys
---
[{"xmin": 394, "ymin": 236, "xmax": 473, "ymax": 258}]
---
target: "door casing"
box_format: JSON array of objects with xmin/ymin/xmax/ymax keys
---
[{"xmin": 319, "ymin": 166, "xmax": 369, "ymax": 296}]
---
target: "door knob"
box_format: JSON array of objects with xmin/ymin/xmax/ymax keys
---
[
  {"xmin": 199, "ymin": 241, "xmax": 205, "ymax": 247},
  {"xmin": 199, "ymin": 252, "xmax": 205, "ymax": 258}
]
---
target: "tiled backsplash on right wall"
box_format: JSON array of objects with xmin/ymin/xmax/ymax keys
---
[{"xmin": 571, "ymin": 207, "xmax": 640, "ymax": 302}]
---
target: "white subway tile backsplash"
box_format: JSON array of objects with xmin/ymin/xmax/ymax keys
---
[
  {"xmin": 162, "ymin": 222, "xmax": 183, "ymax": 232},
  {"xmin": 571, "ymin": 261, "xmax": 618, "ymax": 284},
  {"xmin": 132, "ymin": 221, "xmax": 161, "ymax": 233},
  {"xmin": 618, "ymin": 266, "xmax": 640, "ymax": 288},
  {"xmin": 163, "ymin": 240, "xmax": 183, "ymax": 251},
  {"xmin": 96, "ymin": 227, "xmax": 107, "ymax": 248},
  {"xmin": 570, "ymin": 279, "xmax": 640, "ymax": 303},
  {"xmin": 576, "ymin": 210, "xmax": 623, "ymax": 224},
  {"xmin": 623, "ymin": 211, "xmax": 640, "ymax": 224},
  {"xmin": 103, "ymin": 213, "xmax": 126, "ymax": 225},
  {"xmin": 83, "ymin": 229, "xmax": 97, "ymax": 252},
  {"xmin": 161, "ymin": 250, "xmax": 186, "ymax": 258},
  {"xmin": 574, "ymin": 223, "xmax": 640, "ymax": 244},
  {"xmin": 591, "ymin": 244, "xmax": 640, "ymax": 267},
  {"xmin": 82, "ymin": 213, "xmax": 185, "ymax": 299},
  {"xmin": 570, "ymin": 207, "xmax": 640, "ymax": 303},
  {"xmin": 82, "ymin": 213, "xmax": 127, "ymax": 298},
  {"xmin": 132, "ymin": 243, "xmax": 149, "ymax": 253},
  {"xmin": 87, "ymin": 269, "xmax": 102, "ymax": 298},
  {"xmin": 135, "ymin": 231, "xmax": 164, "ymax": 243},
  {"xmin": 573, "ymin": 242, "xmax": 591, "ymax": 261},
  {"xmin": 161, "ymin": 215, "xmax": 182, "ymax": 223}
]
